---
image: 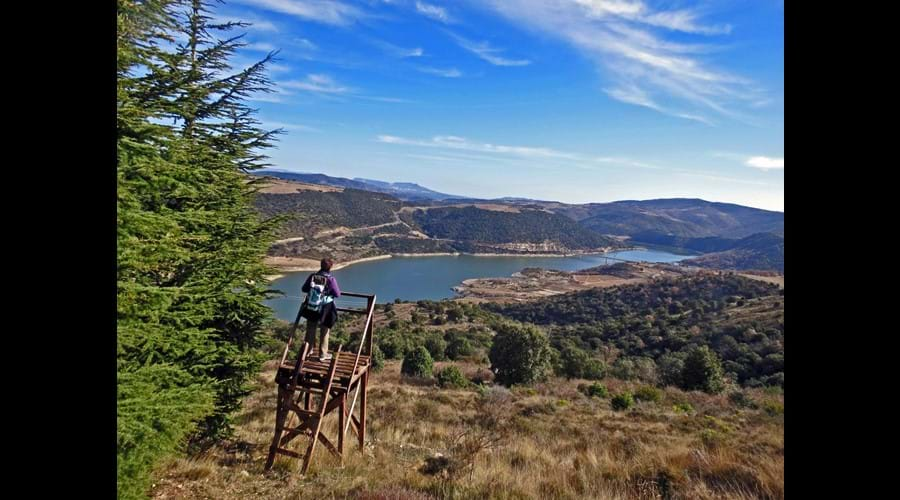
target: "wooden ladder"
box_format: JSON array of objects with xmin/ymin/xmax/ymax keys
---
[
  {"xmin": 265, "ymin": 344, "xmax": 345, "ymax": 474},
  {"xmin": 264, "ymin": 292, "xmax": 376, "ymax": 475}
]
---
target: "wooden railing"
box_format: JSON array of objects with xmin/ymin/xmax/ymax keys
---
[{"xmin": 278, "ymin": 291, "xmax": 377, "ymax": 371}]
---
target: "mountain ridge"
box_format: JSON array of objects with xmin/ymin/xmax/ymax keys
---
[
  {"xmin": 252, "ymin": 171, "xmax": 784, "ymax": 272},
  {"xmin": 253, "ymin": 170, "xmax": 467, "ymax": 201}
]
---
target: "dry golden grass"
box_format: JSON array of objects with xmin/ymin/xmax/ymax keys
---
[
  {"xmin": 150, "ymin": 361, "xmax": 783, "ymax": 499},
  {"xmin": 257, "ymin": 178, "xmax": 343, "ymax": 194}
]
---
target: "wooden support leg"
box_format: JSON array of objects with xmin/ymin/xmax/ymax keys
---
[
  {"xmin": 300, "ymin": 346, "xmax": 344, "ymax": 475},
  {"xmin": 359, "ymin": 371, "xmax": 368, "ymax": 452},
  {"xmin": 338, "ymin": 393, "xmax": 345, "ymax": 457},
  {"xmin": 265, "ymin": 387, "xmax": 289, "ymax": 470}
]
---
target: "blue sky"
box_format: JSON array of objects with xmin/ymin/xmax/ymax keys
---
[{"xmin": 220, "ymin": 0, "xmax": 783, "ymax": 211}]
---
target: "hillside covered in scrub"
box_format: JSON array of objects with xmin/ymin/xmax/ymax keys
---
[
  {"xmin": 487, "ymin": 273, "xmax": 784, "ymax": 388},
  {"xmin": 408, "ymin": 206, "xmax": 619, "ymax": 252},
  {"xmin": 683, "ymin": 233, "xmax": 785, "ymax": 274},
  {"xmin": 254, "ymin": 176, "xmax": 784, "ymax": 272},
  {"xmin": 565, "ymin": 199, "xmax": 784, "ymax": 239},
  {"xmin": 150, "ymin": 287, "xmax": 784, "ymax": 499},
  {"xmin": 255, "ymin": 189, "xmax": 402, "ymax": 240}
]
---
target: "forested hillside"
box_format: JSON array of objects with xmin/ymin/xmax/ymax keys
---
[
  {"xmin": 255, "ymin": 189, "xmax": 401, "ymax": 238},
  {"xmin": 488, "ymin": 274, "xmax": 784, "ymax": 388},
  {"xmin": 565, "ymin": 199, "xmax": 784, "ymax": 239},
  {"xmin": 683, "ymin": 233, "xmax": 785, "ymax": 273},
  {"xmin": 411, "ymin": 206, "xmax": 619, "ymax": 251}
]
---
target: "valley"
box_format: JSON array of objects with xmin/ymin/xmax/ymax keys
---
[{"xmin": 253, "ymin": 172, "xmax": 784, "ymax": 276}]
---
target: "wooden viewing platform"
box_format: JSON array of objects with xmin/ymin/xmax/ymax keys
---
[{"xmin": 265, "ymin": 292, "xmax": 376, "ymax": 474}]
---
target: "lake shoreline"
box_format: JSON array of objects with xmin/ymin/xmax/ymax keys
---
[
  {"xmin": 265, "ymin": 246, "xmax": 647, "ymax": 281},
  {"xmin": 265, "ymin": 254, "xmax": 393, "ymax": 280},
  {"xmin": 264, "ymin": 247, "xmax": 694, "ymax": 320}
]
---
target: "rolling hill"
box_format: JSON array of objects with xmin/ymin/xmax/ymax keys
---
[
  {"xmin": 408, "ymin": 206, "xmax": 619, "ymax": 253},
  {"xmin": 682, "ymin": 232, "xmax": 785, "ymax": 273},
  {"xmin": 253, "ymin": 170, "xmax": 465, "ymax": 201},
  {"xmin": 252, "ymin": 172, "xmax": 783, "ymax": 271},
  {"xmin": 563, "ymin": 199, "xmax": 784, "ymax": 239}
]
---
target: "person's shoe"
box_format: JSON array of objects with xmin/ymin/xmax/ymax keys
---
[{"xmin": 320, "ymin": 352, "xmax": 333, "ymax": 361}]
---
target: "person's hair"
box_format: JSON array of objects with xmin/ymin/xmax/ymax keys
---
[{"xmin": 320, "ymin": 258, "xmax": 334, "ymax": 272}]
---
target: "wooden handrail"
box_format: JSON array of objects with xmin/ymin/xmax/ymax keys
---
[
  {"xmin": 279, "ymin": 291, "xmax": 375, "ymax": 367},
  {"xmin": 343, "ymin": 294, "xmax": 375, "ymax": 437},
  {"xmin": 279, "ymin": 301, "xmax": 307, "ymax": 368},
  {"xmin": 337, "ymin": 292, "xmax": 375, "ymax": 299}
]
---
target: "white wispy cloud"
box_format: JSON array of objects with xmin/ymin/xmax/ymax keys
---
[
  {"xmin": 261, "ymin": 119, "xmax": 321, "ymax": 132},
  {"xmin": 377, "ymin": 133, "xmax": 770, "ymax": 186},
  {"xmin": 448, "ymin": 32, "xmax": 531, "ymax": 67},
  {"xmin": 367, "ymin": 37, "xmax": 424, "ymax": 58},
  {"xmin": 605, "ymin": 85, "xmax": 714, "ymax": 125},
  {"xmin": 268, "ymin": 63, "xmax": 292, "ymax": 73},
  {"xmin": 276, "ymin": 75, "xmax": 410, "ymax": 103},
  {"xmin": 417, "ymin": 66, "xmax": 463, "ymax": 78},
  {"xmin": 573, "ymin": 0, "xmax": 731, "ymax": 35},
  {"xmin": 281, "ymin": 74, "xmax": 352, "ymax": 94},
  {"xmin": 403, "ymin": 153, "xmax": 462, "ymax": 162},
  {"xmin": 248, "ymin": 91, "xmax": 292, "ymax": 103},
  {"xmin": 710, "ymin": 152, "xmax": 785, "ymax": 171},
  {"xmin": 415, "ymin": 1, "xmax": 452, "ymax": 23},
  {"xmin": 377, "ymin": 134, "xmax": 575, "ymax": 159},
  {"xmin": 477, "ymin": 0, "xmax": 760, "ymax": 123},
  {"xmin": 745, "ymin": 156, "xmax": 784, "ymax": 170},
  {"xmin": 357, "ymin": 95, "xmax": 415, "ymax": 103},
  {"xmin": 294, "ymin": 38, "xmax": 318, "ymax": 50},
  {"xmin": 246, "ymin": 42, "xmax": 278, "ymax": 52},
  {"xmin": 233, "ymin": 0, "xmax": 365, "ymax": 26}
]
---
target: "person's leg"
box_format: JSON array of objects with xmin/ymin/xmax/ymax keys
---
[
  {"xmin": 305, "ymin": 319, "xmax": 318, "ymax": 356},
  {"xmin": 319, "ymin": 325, "xmax": 331, "ymax": 358}
]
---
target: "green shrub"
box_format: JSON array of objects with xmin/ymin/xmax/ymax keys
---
[
  {"xmin": 446, "ymin": 337, "xmax": 475, "ymax": 360},
  {"xmin": 703, "ymin": 415, "xmax": 734, "ymax": 433},
  {"xmin": 436, "ymin": 365, "xmax": 470, "ymax": 389},
  {"xmin": 424, "ymin": 333, "xmax": 448, "ymax": 361},
  {"xmin": 370, "ymin": 344, "xmax": 385, "ymax": 372},
  {"xmin": 762, "ymin": 400, "xmax": 784, "ymax": 416},
  {"xmin": 657, "ymin": 352, "xmax": 686, "ymax": 387},
  {"xmin": 558, "ymin": 343, "xmax": 590, "ymax": 379},
  {"xmin": 447, "ymin": 308, "xmax": 464, "ymax": 322},
  {"xmin": 672, "ymin": 402, "xmax": 694, "ymax": 414},
  {"xmin": 378, "ymin": 331, "xmax": 410, "ymax": 359},
  {"xmin": 763, "ymin": 385, "xmax": 783, "ymax": 395},
  {"xmin": 634, "ymin": 386, "xmax": 663, "ymax": 403},
  {"xmin": 680, "ymin": 346, "xmax": 725, "ymax": 394},
  {"xmin": 727, "ymin": 390, "xmax": 757, "ymax": 408},
  {"xmin": 556, "ymin": 343, "xmax": 607, "ymax": 381},
  {"xmin": 611, "ymin": 392, "xmax": 634, "ymax": 411},
  {"xmin": 583, "ymin": 359, "xmax": 607, "ymax": 380},
  {"xmin": 401, "ymin": 347, "xmax": 434, "ymax": 378},
  {"xmin": 585, "ymin": 383, "xmax": 609, "ymax": 398},
  {"xmin": 489, "ymin": 322, "xmax": 554, "ymax": 386},
  {"xmin": 612, "ymin": 356, "xmax": 657, "ymax": 382}
]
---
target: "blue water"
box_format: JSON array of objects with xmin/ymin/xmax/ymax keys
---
[{"xmin": 265, "ymin": 249, "xmax": 693, "ymax": 321}]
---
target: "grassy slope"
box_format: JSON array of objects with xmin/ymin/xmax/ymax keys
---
[
  {"xmin": 150, "ymin": 298, "xmax": 784, "ymax": 499},
  {"xmin": 151, "ymin": 360, "xmax": 783, "ymax": 499}
]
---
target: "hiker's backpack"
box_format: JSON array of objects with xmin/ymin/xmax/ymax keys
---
[{"xmin": 305, "ymin": 273, "xmax": 333, "ymax": 312}]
